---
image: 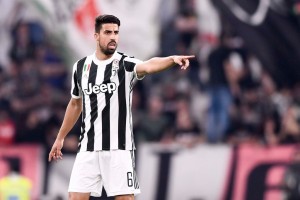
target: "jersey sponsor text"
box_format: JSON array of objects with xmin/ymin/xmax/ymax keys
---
[{"xmin": 84, "ymin": 82, "xmax": 116, "ymax": 95}]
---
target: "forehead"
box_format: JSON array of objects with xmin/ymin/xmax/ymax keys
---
[{"xmin": 101, "ymin": 23, "xmax": 119, "ymax": 31}]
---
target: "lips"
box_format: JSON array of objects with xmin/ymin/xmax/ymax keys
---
[{"xmin": 108, "ymin": 42, "xmax": 116, "ymax": 47}]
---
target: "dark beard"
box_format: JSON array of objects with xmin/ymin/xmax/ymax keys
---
[
  {"xmin": 100, "ymin": 43, "xmax": 117, "ymax": 55},
  {"xmin": 102, "ymin": 48, "xmax": 116, "ymax": 55}
]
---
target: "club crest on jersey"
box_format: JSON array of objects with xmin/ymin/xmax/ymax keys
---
[{"xmin": 111, "ymin": 59, "xmax": 119, "ymax": 77}]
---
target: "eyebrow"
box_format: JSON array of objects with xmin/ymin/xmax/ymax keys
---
[{"xmin": 104, "ymin": 30, "xmax": 119, "ymax": 33}]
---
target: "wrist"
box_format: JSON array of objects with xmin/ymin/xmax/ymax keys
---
[
  {"xmin": 56, "ymin": 135, "xmax": 65, "ymax": 141},
  {"xmin": 169, "ymin": 56, "xmax": 176, "ymax": 64}
]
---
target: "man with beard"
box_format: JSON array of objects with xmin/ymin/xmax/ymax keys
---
[{"xmin": 48, "ymin": 15, "xmax": 194, "ymax": 200}]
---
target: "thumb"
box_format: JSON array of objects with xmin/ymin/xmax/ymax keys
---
[{"xmin": 175, "ymin": 58, "xmax": 183, "ymax": 66}]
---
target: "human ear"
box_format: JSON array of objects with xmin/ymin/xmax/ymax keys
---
[{"xmin": 94, "ymin": 33, "xmax": 99, "ymax": 41}]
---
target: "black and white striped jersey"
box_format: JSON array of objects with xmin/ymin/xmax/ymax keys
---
[{"xmin": 71, "ymin": 51, "xmax": 143, "ymax": 151}]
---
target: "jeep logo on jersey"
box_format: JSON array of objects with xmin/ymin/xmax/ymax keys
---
[{"xmin": 84, "ymin": 82, "xmax": 116, "ymax": 95}]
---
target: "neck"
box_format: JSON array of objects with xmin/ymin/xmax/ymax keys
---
[{"xmin": 95, "ymin": 48, "xmax": 114, "ymax": 61}]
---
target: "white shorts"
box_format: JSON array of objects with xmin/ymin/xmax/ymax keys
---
[{"xmin": 68, "ymin": 150, "xmax": 140, "ymax": 197}]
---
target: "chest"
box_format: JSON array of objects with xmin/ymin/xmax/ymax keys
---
[{"xmin": 80, "ymin": 61, "xmax": 126, "ymax": 95}]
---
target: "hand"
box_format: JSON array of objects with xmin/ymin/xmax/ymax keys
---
[
  {"xmin": 48, "ymin": 138, "xmax": 64, "ymax": 162},
  {"xmin": 172, "ymin": 55, "xmax": 195, "ymax": 70}
]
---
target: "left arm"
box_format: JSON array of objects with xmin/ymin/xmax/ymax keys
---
[{"xmin": 135, "ymin": 55, "xmax": 195, "ymax": 78}]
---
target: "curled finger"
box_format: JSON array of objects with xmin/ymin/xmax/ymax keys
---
[
  {"xmin": 184, "ymin": 59, "xmax": 190, "ymax": 69},
  {"xmin": 48, "ymin": 150, "xmax": 55, "ymax": 162}
]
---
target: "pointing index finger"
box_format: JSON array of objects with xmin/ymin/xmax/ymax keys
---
[{"xmin": 181, "ymin": 55, "xmax": 195, "ymax": 59}]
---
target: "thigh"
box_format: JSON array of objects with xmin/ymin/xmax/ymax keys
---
[
  {"xmin": 99, "ymin": 150, "xmax": 140, "ymax": 197},
  {"xmin": 115, "ymin": 194, "xmax": 134, "ymax": 200},
  {"xmin": 69, "ymin": 192, "xmax": 90, "ymax": 200},
  {"xmin": 68, "ymin": 151, "xmax": 103, "ymax": 197}
]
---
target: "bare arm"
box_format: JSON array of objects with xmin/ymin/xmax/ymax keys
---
[
  {"xmin": 48, "ymin": 97, "xmax": 82, "ymax": 162},
  {"xmin": 136, "ymin": 55, "xmax": 195, "ymax": 77}
]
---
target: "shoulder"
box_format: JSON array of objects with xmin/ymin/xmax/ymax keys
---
[
  {"xmin": 77, "ymin": 56, "xmax": 89, "ymax": 65},
  {"xmin": 117, "ymin": 51, "xmax": 137, "ymax": 59},
  {"xmin": 116, "ymin": 52, "xmax": 140, "ymax": 72},
  {"xmin": 0, "ymin": 177, "xmax": 6, "ymax": 183},
  {"xmin": 0, "ymin": 177, "xmax": 8, "ymax": 186},
  {"xmin": 72, "ymin": 56, "xmax": 87, "ymax": 67},
  {"xmin": 20, "ymin": 177, "xmax": 32, "ymax": 187},
  {"xmin": 118, "ymin": 52, "xmax": 141, "ymax": 63},
  {"xmin": 73, "ymin": 55, "xmax": 90, "ymax": 71}
]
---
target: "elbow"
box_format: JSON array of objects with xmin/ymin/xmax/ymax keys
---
[
  {"xmin": 137, "ymin": 65, "xmax": 150, "ymax": 76},
  {"xmin": 144, "ymin": 68, "xmax": 152, "ymax": 75},
  {"xmin": 142, "ymin": 58, "xmax": 158, "ymax": 74},
  {"xmin": 70, "ymin": 98, "xmax": 82, "ymax": 111},
  {"xmin": 143, "ymin": 63, "xmax": 157, "ymax": 75}
]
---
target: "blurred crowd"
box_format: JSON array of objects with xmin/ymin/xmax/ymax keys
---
[
  {"xmin": 0, "ymin": 20, "xmax": 79, "ymax": 154},
  {"xmin": 133, "ymin": 0, "xmax": 300, "ymax": 148},
  {"xmin": 0, "ymin": 0, "xmax": 300, "ymax": 157}
]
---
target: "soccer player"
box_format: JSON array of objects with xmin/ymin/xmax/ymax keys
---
[{"xmin": 48, "ymin": 14, "xmax": 194, "ymax": 200}]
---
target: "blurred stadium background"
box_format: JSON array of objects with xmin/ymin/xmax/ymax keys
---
[{"xmin": 0, "ymin": 0, "xmax": 300, "ymax": 200}]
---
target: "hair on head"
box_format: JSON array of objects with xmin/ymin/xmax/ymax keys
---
[{"xmin": 95, "ymin": 14, "xmax": 120, "ymax": 32}]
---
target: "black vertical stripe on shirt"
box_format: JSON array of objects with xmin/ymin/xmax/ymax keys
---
[
  {"xmin": 72, "ymin": 71, "xmax": 79, "ymax": 96},
  {"xmin": 78, "ymin": 95, "xmax": 86, "ymax": 152},
  {"xmin": 102, "ymin": 62, "xmax": 113, "ymax": 150},
  {"xmin": 118, "ymin": 55, "xmax": 127, "ymax": 149},
  {"xmin": 75, "ymin": 57, "xmax": 86, "ymax": 152},
  {"xmin": 76, "ymin": 57, "xmax": 86, "ymax": 89},
  {"xmin": 86, "ymin": 62, "xmax": 98, "ymax": 151}
]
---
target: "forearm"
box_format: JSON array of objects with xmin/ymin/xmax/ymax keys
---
[
  {"xmin": 56, "ymin": 99, "xmax": 82, "ymax": 140},
  {"xmin": 142, "ymin": 56, "xmax": 176, "ymax": 74},
  {"xmin": 136, "ymin": 55, "xmax": 194, "ymax": 77}
]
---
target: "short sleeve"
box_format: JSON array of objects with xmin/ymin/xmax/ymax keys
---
[
  {"xmin": 70, "ymin": 62, "xmax": 82, "ymax": 99},
  {"xmin": 123, "ymin": 56, "xmax": 144, "ymax": 80}
]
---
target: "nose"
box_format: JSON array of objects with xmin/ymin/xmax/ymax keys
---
[{"xmin": 110, "ymin": 33, "xmax": 117, "ymax": 40}]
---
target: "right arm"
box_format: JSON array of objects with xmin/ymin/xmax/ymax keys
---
[
  {"xmin": 48, "ymin": 97, "xmax": 82, "ymax": 162},
  {"xmin": 135, "ymin": 55, "xmax": 194, "ymax": 78}
]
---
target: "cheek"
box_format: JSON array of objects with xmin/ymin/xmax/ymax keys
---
[
  {"xmin": 98, "ymin": 38, "xmax": 106, "ymax": 46},
  {"xmin": 100, "ymin": 37, "xmax": 109, "ymax": 44}
]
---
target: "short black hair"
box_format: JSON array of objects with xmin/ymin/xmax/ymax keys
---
[{"xmin": 95, "ymin": 14, "xmax": 121, "ymax": 32}]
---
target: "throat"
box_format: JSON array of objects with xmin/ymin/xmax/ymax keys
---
[{"xmin": 95, "ymin": 50, "xmax": 113, "ymax": 61}]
